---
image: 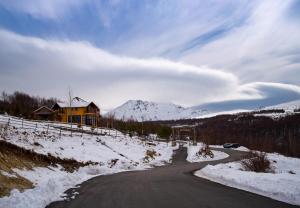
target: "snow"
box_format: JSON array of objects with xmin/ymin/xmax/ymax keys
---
[
  {"xmin": 0, "ymin": 115, "xmax": 176, "ymax": 208},
  {"xmin": 210, "ymin": 145, "xmax": 250, "ymax": 152},
  {"xmin": 195, "ymin": 152, "xmax": 300, "ymax": 205},
  {"xmin": 107, "ymin": 100, "xmax": 257, "ymax": 121},
  {"xmin": 55, "ymin": 97, "xmax": 91, "ymax": 108},
  {"xmin": 0, "ymin": 171, "xmax": 18, "ymax": 178},
  {"xmin": 253, "ymin": 99, "xmax": 300, "ymax": 119},
  {"xmin": 107, "ymin": 100, "xmax": 207, "ymax": 121},
  {"xmin": 263, "ymin": 99, "xmax": 300, "ymax": 111},
  {"xmin": 0, "ymin": 165, "xmax": 120, "ymax": 208},
  {"xmin": 186, "ymin": 143, "xmax": 229, "ymax": 163},
  {"xmin": 193, "ymin": 109, "xmax": 250, "ymax": 119},
  {"xmin": 253, "ymin": 111, "xmax": 300, "ymax": 119},
  {"xmin": 108, "ymin": 99, "xmax": 300, "ymax": 122}
]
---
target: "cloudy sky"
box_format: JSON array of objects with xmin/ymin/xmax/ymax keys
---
[{"xmin": 0, "ymin": 0, "xmax": 300, "ymax": 112}]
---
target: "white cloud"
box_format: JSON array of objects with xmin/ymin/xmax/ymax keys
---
[
  {"xmin": 181, "ymin": 0, "xmax": 300, "ymax": 84},
  {"xmin": 0, "ymin": 29, "xmax": 300, "ymax": 112},
  {"xmin": 0, "ymin": 0, "xmax": 86, "ymax": 19},
  {"xmin": 0, "ymin": 29, "xmax": 239, "ymax": 110}
]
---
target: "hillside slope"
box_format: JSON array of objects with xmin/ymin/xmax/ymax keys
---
[
  {"xmin": 108, "ymin": 99, "xmax": 300, "ymax": 121},
  {"xmin": 107, "ymin": 100, "xmax": 207, "ymax": 121},
  {"xmin": 0, "ymin": 115, "xmax": 176, "ymax": 208}
]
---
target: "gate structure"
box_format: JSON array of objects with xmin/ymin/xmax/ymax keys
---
[{"xmin": 171, "ymin": 124, "xmax": 197, "ymax": 144}]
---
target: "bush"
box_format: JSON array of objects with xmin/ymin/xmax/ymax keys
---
[
  {"xmin": 143, "ymin": 150, "xmax": 160, "ymax": 162},
  {"xmin": 197, "ymin": 144, "xmax": 214, "ymax": 158},
  {"xmin": 240, "ymin": 151, "xmax": 271, "ymax": 173}
]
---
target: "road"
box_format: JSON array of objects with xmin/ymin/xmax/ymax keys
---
[{"xmin": 47, "ymin": 147, "xmax": 299, "ymax": 208}]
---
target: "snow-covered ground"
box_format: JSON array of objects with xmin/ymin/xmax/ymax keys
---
[
  {"xmin": 0, "ymin": 115, "xmax": 177, "ymax": 208},
  {"xmin": 263, "ymin": 99, "xmax": 300, "ymax": 111},
  {"xmin": 0, "ymin": 165, "xmax": 121, "ymax": 208},
  {"xmin": 186, "ymin": 143, "xmax": 229, "ymax": 163},
  {"xmin": 210, "ymin": 145, "xmax": 250, "ymax": 152},
  {"xmin": 253, "ymin": 99, "xmax": 300, "ymax": 119},
  {"xmin": 195, "ymin": 152, "xmax": 300, "ymax": 205}
]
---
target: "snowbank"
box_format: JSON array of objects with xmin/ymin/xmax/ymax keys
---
[
  {"xmin": 186, "ymin": 143, "xmax": 229, "ymax": 163},
  {"xmin": 195, "ymin": 153, "xmax": 300, "ymax": 205},
  {"xmin": 210, "ymin": 145, "xmax": 250, "ymax": 152},
  {"xmin": 0, "ymin": 165, "xmax": 120, "ymax": 208}
]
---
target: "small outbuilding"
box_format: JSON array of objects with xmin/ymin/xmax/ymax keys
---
[{"xmin": 32, "ymin": 106, "xmax": 56, "ymax": 121}]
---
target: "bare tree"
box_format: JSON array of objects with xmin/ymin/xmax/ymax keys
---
[{"xmin": 67, "ymin": 87, "xmax": 74, "ymax": 135}]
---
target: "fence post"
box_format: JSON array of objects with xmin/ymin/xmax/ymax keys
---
[
  {"xmin": 70, "ymin": 123, "xmax": 73, "ymax": 137},
  {"xmin": 115, "ymin": 129, "xmax": 117, "ymax": 137},
  {"xmin": 21, "ymin": 118, "xmax": 24, "ymax": 128},
  {"xmin": 47, "ymin": 124, "xmax": 49, "ymax": 134},
  {"xmin": 81, "ymin": 127, "xmax": 83, "ymax": 137},
  {"xmin": 7, "ymin": 118, "xmax": 10, "ymax": 126},
  {"xmin": 59, "ymin": 128, "xmax": 62, "ymax": 137},
  {"xmin": 35, "ymin": 123, "xmax": 37, "ymax": 131}
]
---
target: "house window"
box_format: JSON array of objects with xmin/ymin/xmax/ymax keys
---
[
  {"xmin": 86, "ymin": 115, "xmax": 96, "ymax": 126},
  {"xmin": 68, "ymin": 115, "xmax": 81, "ymax": 124}
]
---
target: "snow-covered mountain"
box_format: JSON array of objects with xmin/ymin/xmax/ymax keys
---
[
  {"xmin": 262, "ymin": 99, "xmax": 300, "ymax": 111},
  {"xmin": 107, "ymin": 99, "xmax": 300, "ymax": 122},
  {"xmin": 107, "ymin": 100, "xmax": 208, "ymax": 121}
]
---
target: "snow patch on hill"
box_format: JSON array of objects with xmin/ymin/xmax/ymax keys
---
[{"xmin": 263, "ymin": 99, "xmax": 300, "ymax": 111}]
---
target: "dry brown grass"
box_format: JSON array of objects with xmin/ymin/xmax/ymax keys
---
[
  {"xmin": 0, "ymin": 139, "xmax": 97, "ymax": 197},
  {"xmin": 0, "ymin": 141, "xmax": 42, "ymax": 197},
  {"xmin": 240, "ymin": 151, "xmax": 272, "ymax": 173},
  {"xmin": 143, "ymin": 150, "xmax": 160, "ymax": 162},
  {"xmin": 197, "ymin": 144, "xmax": 214, "ymax": 158}
]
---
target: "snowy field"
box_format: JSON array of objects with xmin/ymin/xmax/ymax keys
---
[
  {"xmin": 186, "ymin": 143, "xmax": 229, "ymax": 163},
  {"xmin": 195, "ymin": 152, "xmax": 300, "ymax": 205},
  {"xmin": 0, "ymin": 115, "xmax": 177, "ymax": 208},
  {"xmin": 210, "ymin": 145, "xmax": 250, "ymax": 152}
]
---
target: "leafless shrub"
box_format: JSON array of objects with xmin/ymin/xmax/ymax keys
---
[
  {"xmin": 108, "ymin": 159, "xmax": 119, "ymax": 168},
  {"xmin": 143, "ymin": 150, "xmax": 160, "ymax": 162},
  {"xmin": 197, "ymin": 143, "xmax": 214, "ymax": 158},
  {"xmin": 0, "ymin": 124, "xmax": 9, "ymax": 139},
  {"xmin": 240, "ymin": 151, "xmax": 272, "ymax": 173},
  {"xmin": 288, "ymin": 170, "xmax": 296, "ymax": 174},
  {"xmin": 33, "ymin": 142, "xmax": 43, "ymax": 147}
]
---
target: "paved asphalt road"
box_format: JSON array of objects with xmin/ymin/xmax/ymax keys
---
[{"xmin": 47, "ymin": 147, "xmax": 299, "ymax": 208}]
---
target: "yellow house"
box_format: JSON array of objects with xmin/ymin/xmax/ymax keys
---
[{"xmin": 52, "ymin": 97, "xmax": 100, "ymax": 126}]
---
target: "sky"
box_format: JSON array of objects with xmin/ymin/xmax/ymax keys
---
[{"xmin": 0, "ymin": 0, "xmax": 300, "ymax": 112}]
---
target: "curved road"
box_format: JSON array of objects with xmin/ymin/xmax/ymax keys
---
[{"xmin": 48, "ymin": 147, "xmax": 298, "ymax": 208}]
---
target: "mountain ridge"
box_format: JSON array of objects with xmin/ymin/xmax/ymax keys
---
[{"xmin": 107, "ymin": 99, "xmax": 300, "ymax": 121}]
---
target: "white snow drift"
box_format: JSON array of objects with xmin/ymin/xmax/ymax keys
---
[
  {"xmin": 186, "ymin": 143, "xmax": 229, "ymax": 163},
  {"xmin": 195, "ymin": 153, "xmax": 300, "ymax": 205}
]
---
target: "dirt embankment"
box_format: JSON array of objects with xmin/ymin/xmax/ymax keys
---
[{"xmin": 0, "ymin": 140, "xmax": 96, "ymax": 197}]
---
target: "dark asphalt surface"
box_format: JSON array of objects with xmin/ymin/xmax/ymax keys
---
[{"xmin": 47, "ymin": 147, "xmax": 299, "ymax": 208}]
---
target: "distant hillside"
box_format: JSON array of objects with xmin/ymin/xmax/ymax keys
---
[
  {"xmin": 106, "ymin": 100, "xmax": 207, "ymax": 121},
  {"xmin": 107, "ymin": 99, "xmax": 300, "ymax": 121},
  {"xmin": 262, "ymin": 99, "xmax": 300, "ymax": 111}
]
